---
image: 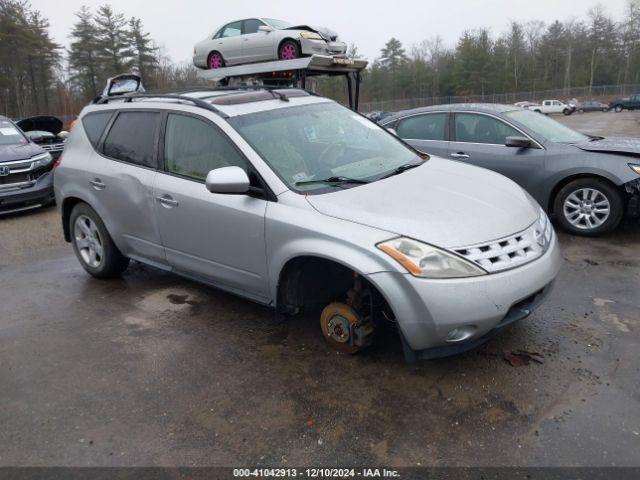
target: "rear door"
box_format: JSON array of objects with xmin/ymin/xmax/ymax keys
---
[
  {"xmin": 393, "ymin": 112, "xmax": 450, "ymax": 157},
  {"xmin": 215, "ymin": 21, "xmax": 243, "ymax": 64},
  {"xmin": 241, "ymin": 19, "xmax": 273, "ymax": 62},
  {"xmin": 154, "ymin": 112, "xmax": 270, "ymax": 301},
  {"xmin": 96, "ymin": 110, "xmax": 165, "ymax": 264},
  {"xmin": 449, "ymin": 112, "xmax": 546, "ymax": 194}
]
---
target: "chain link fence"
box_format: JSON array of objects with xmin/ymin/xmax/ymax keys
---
[{"xmin": 359, "ymin": 84, "xmax": 640, "ymax": 113}]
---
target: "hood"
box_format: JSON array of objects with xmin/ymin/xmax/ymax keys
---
[
  {"xmin": 305, "ymin": 157, "xmax": 539, "ymax": 249},
  {"xmin": 575, "ymin": 137, "xmax": 640, "ymax": 158},
  {"xmin": 16, "ymin": 116, "xmax": 63, "ymax": 136},
  {"xmin": 285, "ymin": 25, "xmax": 338, "ymax": 41},
  {"xmin": 0, "ymin": 142, "xmax": 45, "ymax": 163}
]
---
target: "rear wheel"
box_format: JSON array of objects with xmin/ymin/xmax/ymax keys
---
[
  {"xmin": 70, "ymin": 203, "xmax": 129, "ymax": 278},
  {"xmin": 279, "ymin": 40, "xmax": 300, "ymax": 60},
  {"xmin": 553, "ymin": 178, "xmax": 623, "ymax": 236},
  {"xmin": 207, "ymin": 51, "xmax": 225, "ymax": 70}
]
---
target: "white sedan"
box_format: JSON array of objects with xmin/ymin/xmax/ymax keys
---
[{"xmin": 193, "ymin": 18, "xmax": 348, "ymax": 69}]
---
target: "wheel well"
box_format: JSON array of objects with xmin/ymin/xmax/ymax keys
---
[
  {"xmin": 61, "ymin": 197, "xmax": 85, "ymax": 242},
  {"xmin": 276, "ymin": 256, "xmax": 387, "ymax": 316},
  {"xmin": 277, "ymin": 37, "xmax": 300, "ymax": 54},
  {"xmin": 548, "ymin": 174, "xmax": 622, "ymax": 213}
]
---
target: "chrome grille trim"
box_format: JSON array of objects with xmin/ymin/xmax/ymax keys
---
[{"xmin": 453, "ymin": 214, "xmax": 553, "ymax": 274}]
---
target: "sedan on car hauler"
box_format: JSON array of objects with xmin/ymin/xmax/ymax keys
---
[
  {"xmin": 54, "ymin": 89, "xmax": 560, "ymax": 362},
  {"xmin": 382, "ymin": 104, "xmax": 640, "ymax": 236}
]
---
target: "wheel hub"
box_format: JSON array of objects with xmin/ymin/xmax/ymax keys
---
[
  {"xmin": 563, "ymin": 188, "xmax": 611, "ymax": 230},
  {"xmin": 326, "ymin": 315, "xmax": 351, "ymax": 344}
]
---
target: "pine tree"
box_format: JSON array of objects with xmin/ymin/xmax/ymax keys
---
[
  {"xmin": 68, "ymin": 6, "xmax": 102, "ymax": 98},
  {"xmin": 94, "ymin": 4, "xmax": 130, "ymax": 77},
  {"xmin": 127, "ymin": 17, "xmax": 157, "ymax": 86}
]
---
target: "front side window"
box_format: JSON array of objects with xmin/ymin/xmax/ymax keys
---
[
  {"xmin": 505, "ymin": 109, "xmax": 589, "ymax": 144},
  {"xmin": 229, "ymin": 102, "xmax": 422, "ymax": 193},
  {"xmin": 0, "ymin": 119, "xmax": 27, "ymax": 146},
  {"xmin": 396, "ymin": 113, "xmax": 447, "ymax": 141},
  {"xmin": 244, "ymin": 19, "xmax": 265, "ymax": 34},
  {"xmin": 103, "ymin": 111, "xmax": 160, "ymax": 168},
  {"xmin": 164, "ymin": 114, "xmax": 246, "ymax": 181},
  {"xmin": 454, "ymin": 113, "xmax": 520, "ymax": 145},
  {"xmin": 263, "ymin": 18, "xmax": 294, "ymax": 29},
  {"xmin": 221, "ymin": 21, "xmax": 242, "ymax": 37}
]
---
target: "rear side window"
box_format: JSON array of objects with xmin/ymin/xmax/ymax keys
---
[
  {"xmin": 164, "ymin": 113, "xmax": 246, "ymax": 180},
  {"xmin": 82, "ymin": 112, "xmax": 112, "ymax": 148},
  {"xmin": 221, "ymin": 21, "xmax": 242, "ymax": 37},
  {"xmin": 397, "ymin": 113, "xmax": 447, "ymax": 141},
  {"xmin": 103, "ymin": 112, "xmax": 160, "ymax": 168}
]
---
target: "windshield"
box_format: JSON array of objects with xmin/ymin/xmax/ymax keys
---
[
  {"xmin": 505, "ymin": 109, "xmax": 589, "ymax": 144},
  {"xmin": 264, "ymin": 18, "xmax": 294, "ymax": 29},
  {"xmin": 0, "ymin": 119, "xmax": 27, "ymax": 146},
  {"xmin": 229, "ymin": 102, "xmax": 423, "ymax": 193}
]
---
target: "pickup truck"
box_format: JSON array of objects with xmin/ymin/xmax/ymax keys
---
[
  {"xmin": 531, "ymin": 100, "xmax": 575, "ymax": 115},
  {"xmin": 609, "ymin": 94, "xmax": 640, "ymax": 113}
]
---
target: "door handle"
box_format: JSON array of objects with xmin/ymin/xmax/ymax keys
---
[
  {"xmin": 89, "ymin": 179, "xmax": 106, "ymax": 190},
  {"xmin": 156, "ymin": 194, "xmax": 179, "ymax": 208},
  {"xmin": 450, "ymin": 153, "xmax": 470, "ymax": 159}
]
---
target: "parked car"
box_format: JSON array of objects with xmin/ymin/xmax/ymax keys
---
[
  {"xmin": 366, "ymin": 111, "xmax": 395, "ymax": 123},
  {"xmin": 193, "ymin": 18, "xmax": 348, "ymax": 70},
  {"xmin": 532, "ymin": 99, "xmax": 575, "ymax": 115},
  {"xmin": 0, "ymin": 115, "xmax": 57, "ymax": 215},
  {"xmin": 609, "ymin": 94, "xmax": 640, "ymax": 112},
  {"xmin": 577, "ymin": 101, "xmax": 610, "ymax": 113},
  {"xmin": 16, "ymin": 115, "xmax": 66, "ymax": 160},
  {"xmin": 514, "ymin": 101, "xmax": 540, "ymax": 110},
  {"xmin": 381, "ymin": 104, "xmax": 640, "ymax": 236},
  {"xmin": 54, "ymin": 88, "xmax": 560, "ymax": 362}
]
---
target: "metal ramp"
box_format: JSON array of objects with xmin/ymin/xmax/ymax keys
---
[{"xmin": 196, "ymin": 54, "xmax": 368, "ymax": 110}]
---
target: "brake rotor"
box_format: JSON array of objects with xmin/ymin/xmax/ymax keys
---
[{"xmin": 320, "ymin": 303, "xmax": 362, "ymax": 354}]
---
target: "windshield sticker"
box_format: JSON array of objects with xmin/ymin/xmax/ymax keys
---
[
  {"xmin": 0, "ymin": 127, "xmax": 21, "ymax": 136},
  {"xmin": 292, "ymin": 172, "xmax": 309, "ymax": 183},
  {"xmin": 351, "ymin": 115, "xmax": 378, "ymax": 130}
]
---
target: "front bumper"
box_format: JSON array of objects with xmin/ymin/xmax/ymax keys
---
[
  {"xmin": 367, "ymin": 233, "xmax": 561, "ymax": 355},
  {"xmin": 300, "ymin": 38, "xmax": 347, "ymax": 57},
  {"xmin": 0, "ymin": 171, "xmax": 54, "ymax": 215}
]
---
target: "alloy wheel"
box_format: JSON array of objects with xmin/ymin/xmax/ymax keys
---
[
  {"xmin": 74, "ymin": 215, "xmax": 104, "ymax": 268},
  {"xmin": 563, "ymin": 188, "xmax": 611, "ymax": 231}
]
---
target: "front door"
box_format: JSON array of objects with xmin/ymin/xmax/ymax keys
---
[
  {"xmin": 154, "ymin": 112, "xmax": 269, "ymax": 301},
  {"xmin": 394, "ymin": 112, "xmax": 450, "ymax": 158},
  {"xmin": 449, "ymin": 112, "xmax": 546, "ymax": 195},
  {"xmin": 241, "ymin": 19, "xmax": 274, "ymax": 62}
]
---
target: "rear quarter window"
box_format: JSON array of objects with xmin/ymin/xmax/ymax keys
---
[
  {"xmin": 82, "ymin": 112, "xmax": 113, "ymax": 148},
  {"xmin": 102, "ymin": 111, "xmax": 160, "ymax": 168}
]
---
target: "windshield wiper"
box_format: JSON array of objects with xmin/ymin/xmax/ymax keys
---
[
  {"xmin": 379, "ymin": 163, "xmax": 421, "ymax": 180},
  {"xmin": 295, "ymin": 176, "xmax": 370, "ymax": 187}
]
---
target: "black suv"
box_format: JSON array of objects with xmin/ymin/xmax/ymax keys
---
[{"xmin": 0, "ymin": 115, "xmax": 57, "ymax": 215}]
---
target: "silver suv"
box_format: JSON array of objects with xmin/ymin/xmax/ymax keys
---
[{"xmin": 55, "ymin": 88, "xmax": 561, "ymax": 361}]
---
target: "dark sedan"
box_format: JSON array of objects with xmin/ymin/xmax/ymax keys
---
[
  {"xmin": 381, "ymin": 104, "xmax": 640, "ymax": 236},
  {"xmin": 0, "ymin": 115, "xmax": 57, "ymax": 215},
  {"xmin": 578, "ymin": 101, "xmax": 609, "ymax": 113}
]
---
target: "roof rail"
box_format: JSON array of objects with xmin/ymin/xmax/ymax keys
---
[{"xmin": 94, "ymin": 93, "xmax": 229, "ymax": 118}]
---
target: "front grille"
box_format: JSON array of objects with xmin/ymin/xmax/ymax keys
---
[{"xmin": 454, "ymin": 214, "xmax": 553, "ymax": 273}]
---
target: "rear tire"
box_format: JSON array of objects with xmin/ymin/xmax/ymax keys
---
[
  {"xmin": 70, "ymin": 203, "xmax": 129, "ymax": 278},
  {"xmin": 207, "ymin": 51, "xmax": 225, "ymax": 70},
  {"xmin": 553, "ymin": 178, "xmax": 623, "ymax": 236}
]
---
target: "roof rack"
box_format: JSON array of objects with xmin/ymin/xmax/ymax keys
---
[{"xmin": 94, "ymin": 93, "xmax": 230, "ymax": 118}]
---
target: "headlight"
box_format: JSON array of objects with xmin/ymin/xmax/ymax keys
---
[
  {"xmin": 377, "ymin": 238, "xmax": 487, "ymax": 279},
  {"xmin": 630, "ymin": 164, "xmax": 640, "ymax": 175},
  {"xmin": 31, "ymin": 152, "xmax": 53, "ymax": 168},
  {"xmin": 300, "ymin": 31, "xmax": 323, "ymax": 40}
]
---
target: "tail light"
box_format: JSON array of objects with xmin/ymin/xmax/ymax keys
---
[{"xmin": 51, "ymin": 157, "xmax": 62, "ymax": 170}]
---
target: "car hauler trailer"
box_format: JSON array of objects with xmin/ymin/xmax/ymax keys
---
[{"xmin": 196, "ymin": 54, "xmax": 368, "ymax": 110}]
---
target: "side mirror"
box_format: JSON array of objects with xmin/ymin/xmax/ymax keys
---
[
  {"xmin": 205, "ymin": 166, "xmax": 250, "ymax": 194},
  {"xmin": 258, "ymin": 25, "xmax": 274, "ymax": 33},
  {"xmin": 386, "ymin": 127, "xmax": 398, "ymax": 136},
  {"xmin": 505, "ymin": 136, "xmax": 532, "ymax": 148}
]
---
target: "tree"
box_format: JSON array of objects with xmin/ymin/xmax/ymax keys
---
[
  {"xmin": 68, "ymin": 6, "xmax": 102, "ymax": 98},
  {"xmin": 379, "ymin": 38, "xmax": 407, "ymax": 72},
  {"xmin": 94, "ymin": 4, "xmax": 130, "ymax": 77},
  {"xmin": 128, "ymin": 17, "xmax": 157, "ymax": 86}
]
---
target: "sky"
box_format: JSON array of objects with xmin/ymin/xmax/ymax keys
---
[{"xmin": 30, "ymin": 0, "xmax": 629, "ymax": 64}]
